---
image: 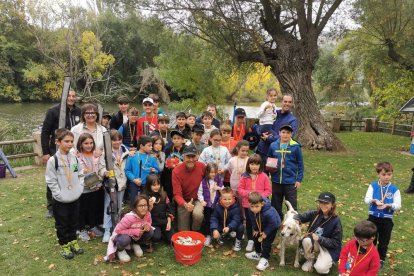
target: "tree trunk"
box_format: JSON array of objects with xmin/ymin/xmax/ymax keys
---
[{"xmin": 272, "ymin": 66, "xmax": 345, "ymax": 151}]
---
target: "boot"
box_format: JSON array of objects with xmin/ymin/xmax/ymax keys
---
[{"xmin": 405, "ymin": 168, "xmax": 414, "ymax": 193}]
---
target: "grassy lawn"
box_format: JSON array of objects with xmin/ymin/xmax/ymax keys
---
[{"xmin": 0, "ymin": 132, "xmax": 413, "ymax": 275}]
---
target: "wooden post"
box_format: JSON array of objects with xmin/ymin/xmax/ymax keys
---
[
  {"xmin": 391, "ymin": 120, "xmax": 396, "ymax": 135},
  {"xmin": 32, "ymin": 131, "xmax": 43, "ymax": 166},
  {"xmin": 364, "ymin": 118, "xmax": 373, "ymax": 132},
  {"xmin": 349, "ymin": 118, "xmax": 353, "ymax": 131},
  {"xmin": 332, "ymin": 117, "xmax": 341, "ymax": 132}
]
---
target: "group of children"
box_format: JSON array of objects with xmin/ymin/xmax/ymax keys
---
[{"xmin": 45, "ymin": 93, "xmax": 402, "ymax": 275}]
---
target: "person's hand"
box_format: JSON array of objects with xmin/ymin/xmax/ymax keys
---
[
  {"xmin": 213, "ymin": 182, "xmax": 221, "ymax": 191},
  {"xmin": 150, "ymin": 167, "xmax": 155, "ymax": 173},
  {"xmin": 213, "ymin": 230, "xmax": 220, "ymax": 239},
  {"xmin": 217, "ymin": 169, "xmax": 224, "ymax": 175},
  {"xmin": 312, "ymin": 233, "xmax": 319, "ymax": 241},
  {"xmin": 223, "ymin": 227, "xmax": 230, "ymax": 234},
  {"xmin": 128, "ymin": 150, "xmax": 136, "ymax": 157},
  {"xmin": 260, "ymin": 232, "xmax": 267, "ymax": 240},
  {"xmin": 377, "ymin": 203, "xmax": 389, "ymax": 210},
  {"xmin": 94, "ymin": 149, "xmax": 102, "ymax": 158},
  {"xmin": 253, "ymin": 230, "xmax": 259, "ymax": 237},
  {"xmin": 295, "ymin": 181, "xmax": 301, "ymax": 190},
  {"xmin": 83, "ymin": 167, "xmax": 90, "ymax": 174},
  {"xmin": 42, "ymin": 154, "xmax": 50, "ymax": 165},
  {"xmin": 261, "ymin": 132, "xmax": 269, "ymax": 140},
  {"xmin": 104, "ymin": 171, "xmax": 109, "ymax": 177},
  {"xmin": 166, "ymin": 221, "xmax": 171, "ymax": 231},
  {"xmin": 133, "ymin": 178, "xmax": 142, "ymax": 186},
  {"xmin": 143, "ymin": 224, "xmax": 151, "ymax": 232},
  {"xmin": 266, "ymin": 104, "xmax": 273, "ymax": 110},
  {"xmin": 184, "ymin": 199, "xmax": 194, "ymax": 212},
  {"xmin": 201, "ymin": 201, "xmax": 207, "ymax": 207}
]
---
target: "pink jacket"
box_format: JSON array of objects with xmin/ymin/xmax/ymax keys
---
[
  {"xmin": 237, "ymin": 172, "xmax": 272, "ymax": 208},
  {"xmin": 104, "ymin": 211, "xmax": 152, "ymax": 261}
]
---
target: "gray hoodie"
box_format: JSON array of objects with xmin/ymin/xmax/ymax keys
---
[{"xmin": 45, "ymin": 151, "xmax": 84, "ymax": 203}]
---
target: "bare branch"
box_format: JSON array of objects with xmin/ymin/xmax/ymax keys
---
[{"xmin": 316, "ymin": 0, "xmax": 343, "ymax": 35}]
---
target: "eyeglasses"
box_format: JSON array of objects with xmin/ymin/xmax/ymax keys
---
[
  {"xmin": 137, "ymin": 204, "xmax": 148, "ymax": 208},
  {"xmin": 85, "ymin": 112, "xmax": 97, "ymax": 116},
  {"xmin": 355, "ymin": 237, "xmax": 374, "ymax": 243}
]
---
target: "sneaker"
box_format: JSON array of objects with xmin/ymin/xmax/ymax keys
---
[
  {"xmin": 45, "ymin": 210, "xmax": 54, "ymax": 219},
  {"xmin": 69, "ymin": 240, "xmax": 84, "ymax": 254},
  {"xmin": 230, "ymin": 231, "xmax": 236, "ymax": 238},
  {"xmin": 61, "ymin": 243, "xmax": 74, "ymax": 259},
  {"xmin": 246, "ymin": 240, "xmax": 254, "ymax": 252},
  {"xmin": 78, "ymin": 229, "xmax": 90, "ymax": 241},
  {"xmin": 380, "ymin": 260, "xmax": 384, "ymax": 270},
  {"xmin": 245, "ymin": 251, "xmax": 261, "ymax": 261},
  {"xmin": 91, "ymin": 226, "xmax": 104, "ymax": 237},
  {"xmin": 233, "ymin": 239, "xmax": 242, "ymax": 251},
  {"xmin": 102, "ymin": 229, "xmax": 111, "ymax": 243},
  {"xmin": 256, "ymin": 257, "xmax": 269, "ymax": 271},
  {"xmin": 132, "ymin": 244, "xmax": 143, "ymax": 257},
  {"xmin": 204, "ymin": 235, "xmax": 212, "ymax": 246},
  {"xmin": 301, "ymin": 260, "xmax": 313, "ymax": 272},
  {"xmin": 117, "ymin": 249, "xmax": 131, "ymax": 262}
]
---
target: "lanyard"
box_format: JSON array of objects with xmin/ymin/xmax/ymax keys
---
[
  {"xmin": 349, "ymin": 243, "xmax": 373, "ymax": 273},
  {"xmin": 234, "ymin": 124, "xmax": 244, "ymax": 141},
  {"xmin": 137, "ymin": 152, "xmax": 149, "ymax": 171},
  {"xmin": 251, "ymin": 173, "xmax": 257, "ymax": 191},
  {"xmin": 305, "ymin": 214, "xmax": 332, "ymax": 236},
  {"xmin": 379, "ymin": 181, "xmax": 390, "ymax": 203},
  {"xmin": 114, "ymin": 148, "xmax": 122, "ymax": 167},
  {"xmin": 128, "ymin": 123, "xmax": 136, "ymax": 147},
  {"xmin": 59, "ymin": 155, "xmax": 73, "ymax": 190},
  {"xmin": 223, "ymin": 208, "xmax": 228, "ymax": 228},
  {"xmin": 255, "ymin": 213, "xmax": 262, "ymax": 242},
  {"xmin": 236, "ymin": 157, "xmax": 247, "ymax": 175}
]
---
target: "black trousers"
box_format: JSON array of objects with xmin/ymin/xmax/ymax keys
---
[
  {"xmin": 244, "ymin": 208, "xmax": 254, "ymax": 240},
  {"xmin": 254, "ymin": 228, "xmax": 277, "ymax": 259},
  {"xmin": 271, "ymin": 183, "xmax": 297, "ymax": 221},
  {"xmin": 152, "ymin": 224, "xmax": 175, "ymax": 244},
  {"xmin": 368, "ymin": 215, "xmax": 394, "ymax": 261},
  {"xmin": 53, "ymin": 199, "xmax": 80, "ymax": 245},
  {"xmin": 46, "ymin": 186, "xmax": 53, "ymax": 211},
  {"xmin": 201, "ymin": 207, "xmax": 213, "ymax": 235},
  {"xmin": 78, "ymin": 190, "xmax": 104, "ymax": 230}
]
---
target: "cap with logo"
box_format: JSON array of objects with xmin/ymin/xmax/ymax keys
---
[
  {"xmin": 316, "ymin": 192, "xmax": 336, "ymax": 203},
  {"xmin": 182, "ymin": 145, "xmax": 197, "ymax": 156},
  {"xmin": 142, "ymin": 97, "xmax": 154, "ymax": 104}
]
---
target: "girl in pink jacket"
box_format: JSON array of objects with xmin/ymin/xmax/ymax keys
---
[
  {"xmin": 105, "ymin": 195, "xmax": 153, "ymax": 262},
  {"xmin": 237, "ymin": 154, "xmax": 271, "ymax": 252}
]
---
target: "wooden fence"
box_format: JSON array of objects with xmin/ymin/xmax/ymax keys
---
[{"xmin": 0, "ymin": 131, "xmax": 43, "ymax": 165}]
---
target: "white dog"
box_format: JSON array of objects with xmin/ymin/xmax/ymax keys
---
[{"xmin": 279, "ymin": 200, "xmax": 301, "ymax": 268}]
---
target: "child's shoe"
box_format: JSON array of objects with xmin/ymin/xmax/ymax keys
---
[
  {"xmin": 245, "ymin": 251, "xmax": 261, "ymax": 261},
  {"xmin": 61, "ymin": 243, "xmax": 74, "ymax": 259},
  {"xmin": 102, "ymin": 229, "xmax": 111, "ymax": 243},
  {"xmin": 78, "ymin": 229, "xmax": 90, "ymax": 241},
  {"xmin": 69, "ymin": 240, "xmax": 84, "ymax": 254},
  {"xmin": 256, "ymin": 258, "xmax": 269, "ymax": 271},
  {"xmin": 245, "ymin": 240, "xmax": 254, "ymax": 251},
  {"xmin": 45, "ymin": 210, "xmax": 54, "ymax": 219},
  {"xmin": 233, "ymin": 239, "xmax": 242, "ymax": 251},
  {"xmin": 91, "ymin": 226, "xmax": 104, "ymax": 237},
  {"xmin": 132, "ymin": 244, "xmax": 143, "ymax": 257},
  {"xmin": 301, "ymin": 260, "xmax": 313, "ymax": 272},
  {"xmin": 204, "ymin": 235, "xmax": 212, "ymax": 246},
  {"xmin": 117, "ymin": 250, "xmax": 131, "ymax": 262}
]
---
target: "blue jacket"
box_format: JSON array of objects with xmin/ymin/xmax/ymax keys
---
[
  {"xmin": 210, "ymin": 199, "xmax": 242, "ymax": 232},
  {"xmin": 267, "ymin": 138, "xmax": 304, "ymax": 184},
  {"xmin": 247, "ymin": 198, "xmax": 281, "ymax": 236},
  {"xmin": 125, "ymin": 151, "xmax": 159, "ymax": 189},
  {"xmin": 256, "ymin": 110, "xmax": 298, "ymax": 156},
  {"xmin": 368, "ymin": 181, "xmax": 399, "ymax": 219}
]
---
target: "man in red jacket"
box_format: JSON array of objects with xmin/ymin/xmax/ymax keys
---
[{"xmin": 172, "ymin": 145, "xmax": 206, "ymax": 231}]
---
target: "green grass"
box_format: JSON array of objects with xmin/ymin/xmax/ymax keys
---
[{"xmin": 0, "ymin": 132, "xmax": 413, "ymax": 275}]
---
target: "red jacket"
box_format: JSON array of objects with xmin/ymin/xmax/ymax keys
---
[
  {"xmin": 136, "ymin": 115, "xmax": 158, "ymax": 138},
  {"xmin": 172, "ymin": 162, "xmax": 206, "ymax": 206},
  {"xmin": 339, "ymin": 239, "xmax": 380, "ymax": 276}
]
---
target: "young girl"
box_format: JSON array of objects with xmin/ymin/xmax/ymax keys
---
[
  {"xmin": 225, "ymin": 140, "xmax": 250, "ymax": 192},
  {"xmin": 237, "ymin": 154, "xmax": 272, "ymax": 252},
  {"xmin": 99, "ymin": 130, "xmax": 129, "ymax": 243},
  {"xmin": 257, "ymin": 88, "xmax": 278, "ymax": 134},
  {"xmin": 294, "ymin": 192, "xmax": 342, "ymax": 274},
  {"xmin": 197, "ymin": 163, "xmax": 223, "ymax": 246},
  {"xmin": 151, "ymin": 136, "xmax": 165, "ymax": 175},
  {"xmin": 77, "ymin": 133, "xmax": 104, "ymax": 241},
  {"xmin": 143, "ymin": 174, "xmax": 175, "ymax": 244},
  {"xmin": 199, "ymin": 129, "xmax": 231, "ymax": 178},
  {"xmin": 104, "ymin": 195, "xmax": 154, "ymax": 262}
]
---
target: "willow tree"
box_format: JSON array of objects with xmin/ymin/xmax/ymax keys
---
[{"xmin": 138, "ymin": 0, "xmax": 345, "ymax": 150}]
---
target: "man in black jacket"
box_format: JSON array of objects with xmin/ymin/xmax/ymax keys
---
[
  {"xmin": 109, "ymin": 95, "xmax": 130, "ymax": 130},
  {"xmin": 41, "ymin": 89, "xmax": 81, "ymax": 218}
]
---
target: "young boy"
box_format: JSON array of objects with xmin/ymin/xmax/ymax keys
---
[
  {"xmin": 364, "ymin": 162, "xmax": 401, "ymax": 269},
  {"xmin": 136, "ymin": 98, "xmax": 158, "ymax": 137},
  {"xmin": 339, "ymin": 220, "xmax": 380, "ymax": 276},
  {"xmin": 185, "ymin": 123, "xmax": 207, "ymax": 155},
  {"xmin": 232, "ymin": 108, "xmax": 246, "ymax": 142},
  {"xmin": 101, "ymin": 112, "xmax": 111, "ymax": 128},
  {"xmin": 125, "ymin": 135, "xmax": 159, "ymax": 202},
  {"xmin": 187, "ymin": 114, "xmax": 197, "ymax": 130},
  {"xmin": 150, "ymin": 115, "xmax": 171, "ymax": 146},
  {"xmin": 142, "ymin": 93, "xmax": 164, "ymax": 116},
  {"xmin": 174, "ymin": 112, "xmax": 192, "ymax": 140},
  {"xmin": 110, "ymin": 95, "xmax": 130, "ymax": 130},
  {"xmin": 210, "ymin": 187, "xmax": 244, "ymax": 251},
  {"xmin": 118, "ymin": 107, "xmax": 139, "ymax": 151},
  {"xmin": 245, "ymin": 192, "xmax": 280, "ymax": 271},
  {"xmin": 45, "ymin": 128, "xmax": 84, "ymax": 259},
  {"xmin": 199, "ymin": 129, "xmax": 231, "ymax": 176},
  {"xmin": 162, "ymin": 130, "xmax": 186, "ymax": 201},
  {"xmin": 201, "ymin": 111, "xmax": 218, "ymax": 144},
  {"xmin": 267, "ymin": 124, "xmax": 304, "ymax": 221}
]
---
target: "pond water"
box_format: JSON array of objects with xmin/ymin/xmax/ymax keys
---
[{"xmin": 0, "ymin": 102, "xmax": 261, "ymax": 137}]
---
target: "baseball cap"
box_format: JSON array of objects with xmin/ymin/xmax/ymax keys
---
[
  {"xmin": 102, "ymin": 112, "xmax": 111, "ymax": 119},
  {"xmin": 170, "ymin": 129, "xmax": 185, "ymax": 138},
  {"xmin": 316, "ymin": 192, "xmax": 336, "ymax": 203},
  {"xmin": 235, "ymin": 108, "xmax": 246, "ymax": 117},
  {"xmin": 142, "ymin": 97, "xmax": 154, "ymax": 105},
  {"xmin": 182, "ymin": 145, "xmax": 197, "ymax": 156},
  {"xmin": 192, "ymin": 124, "xmax": 205, "ymax": 133},
  {"xmin": 279, "ymin": 124, "xmax": 293, "ymax": 132}
]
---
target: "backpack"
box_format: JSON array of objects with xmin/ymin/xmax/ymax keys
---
[{"xmin": 52, "ymin": 154, "xmax": 78, "ymax": 171}]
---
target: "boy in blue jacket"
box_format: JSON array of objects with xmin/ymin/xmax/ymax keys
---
[
  {"xmin": 245, "ymin": 192, "xmax": 281, "ymax": 271},
  {"xmin": 125, "ymin": 135, "xmax": 159, "ymax": 202},
  {"xmin": 210, "ymin": 187, "xmax": 244, "ymax": 251},
  {"xmin": 267, "ymin": 124, "xmax": 304, "ymax": 221}
]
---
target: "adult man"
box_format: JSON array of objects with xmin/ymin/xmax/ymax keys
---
[
  {"xmin": 109, "ymin": 95, "xmax": 130, "ymax": 130},
  {"xmin": 196, "ymin": 104, "xmax": 221, "ymax": 128},
  {"xmin": 172, "ymin": 146, "xmax": 206, "ymax": 231},
  {"xmin": 256, "ymin": 94, "xmax": 298, "ymax": 163},
  {"xmin": 41, "ymin": 89, "xmax": 81, "ymax": 218}
]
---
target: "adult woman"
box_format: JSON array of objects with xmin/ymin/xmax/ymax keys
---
[{"xmin": 294, "ymin": 192, "xmax": 343, "ymax": 274}]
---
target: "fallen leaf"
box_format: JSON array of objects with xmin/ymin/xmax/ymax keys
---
[
  {"xmin": 160, "ymin": 271, "xmax": 167, "ymax": 275},
  {"xmin": 48, "ymin": 264, "xmax": 56, "ymax": 270},
  {"xmin": 136, "ymin": 263, "xmax": 147, "ymax": 269},
  {"xmin": 223, "ymin": 250, "xmax": 233, "ymax": 256},
  {"xmin": 231, "ymin": 252, "xmax": 237, "ymax": 258}
]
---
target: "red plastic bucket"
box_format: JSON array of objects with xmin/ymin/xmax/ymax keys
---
[
  {"xmin": 0, "ymin": 164, "xmax": 6, "ymax": 178},
  {"xmin": 172, "ymin": 231, "xmax": 206, "ymax": 265}
]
